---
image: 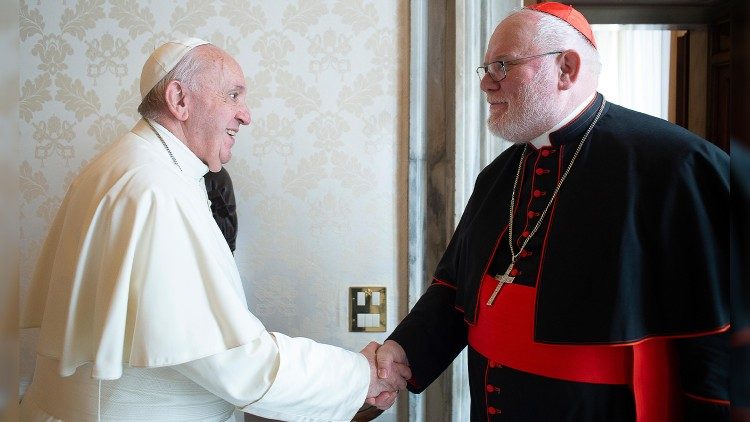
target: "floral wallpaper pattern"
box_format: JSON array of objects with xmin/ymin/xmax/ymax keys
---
[{"xmin": 19, "ymin": 1, "xmax": 407, "ymax": 419}]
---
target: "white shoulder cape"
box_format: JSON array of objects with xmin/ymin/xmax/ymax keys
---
[{"xmin": 21, "ymin": 119, "xmax": 267, "ymax": 380}]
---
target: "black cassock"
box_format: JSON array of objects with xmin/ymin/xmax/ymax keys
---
[{"xmin": 389, "ymin": 94, "xmax": 730, "ymax": 421}]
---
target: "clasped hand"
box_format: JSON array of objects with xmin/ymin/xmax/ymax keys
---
[{"xmin": 360, "ymin": 340, "xmax": 410, "ymax": 411}]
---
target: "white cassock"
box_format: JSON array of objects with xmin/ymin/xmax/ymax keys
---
[{"xmin": 20, "ymin": 119, "xmax": 370, "ymax": 422}]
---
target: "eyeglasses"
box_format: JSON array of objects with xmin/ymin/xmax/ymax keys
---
[{"xmin": 476, "ymin": 51, "xmax": 563, "ymax": 82}]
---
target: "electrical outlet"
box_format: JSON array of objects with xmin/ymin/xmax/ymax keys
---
[{"xmin": 349, "ymin": 287, "xmax": 386, "ymax": 332}]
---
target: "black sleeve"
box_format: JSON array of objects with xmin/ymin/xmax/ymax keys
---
[
  {"xmin": 675, "ymin": 331, "xmax": 730, "ymax": 421},
  {"xmin": 387, "ymin": 284, "xmax": 467, "ymax": 393},
  {"xmin": 385, "ymin": 158, "xmax": 508, "ymax": 394}
]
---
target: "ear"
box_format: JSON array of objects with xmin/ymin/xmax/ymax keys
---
[
  {"xmin": 557, "ymin": 50, "xmax": 581, "ymax": 91},
  {"xmin": 164, "ymin": 80, "xmax": 190, "ymax": 122}
]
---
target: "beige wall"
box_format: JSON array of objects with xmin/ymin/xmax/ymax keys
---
[{"xmin": 18, "ymin": 1, "xmax": 408, "ymax": 420}]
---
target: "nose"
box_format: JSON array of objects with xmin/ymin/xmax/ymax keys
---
[
  {"xmin": 236, "ymin": 104, "xmax": 251, "ymax": 125},
  {"xmin": 480, "ymin": 73, "xmax": 499, "ymax": 93}
]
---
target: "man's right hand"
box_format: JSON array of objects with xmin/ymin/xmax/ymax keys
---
[
  {"xmin": 366, "ymin": 340, "xmax": 410, "ymax": 410},
  {"xmin": 360, "ymin": 341, "xmax": 411, "ymax": 410}
]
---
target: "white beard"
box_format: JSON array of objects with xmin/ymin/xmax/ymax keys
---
[{"xmin": 487, "ymin": 70, "xmax": 559, "ymax": 143}]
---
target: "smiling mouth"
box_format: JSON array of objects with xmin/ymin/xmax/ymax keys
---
[
  {"xmin": 489, "ymin": 101, "xmax": 508, "ymax": 111},
  {"xmin": 226, "ymin": 128, "xmax": 238, "ymax": 137}
]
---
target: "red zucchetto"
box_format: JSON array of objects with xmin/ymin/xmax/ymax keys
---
[{"xmin": 526, "ymin": 2, "xmax": 597, "ymax": 49}]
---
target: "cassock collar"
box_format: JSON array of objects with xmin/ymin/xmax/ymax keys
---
[
  {"xmin": 134, "ymin": 118, "xmax": 209, "ymax": 183},
  {"xmin": 530, "ymin": 92, "xmax": 600, "ymax": 149}
]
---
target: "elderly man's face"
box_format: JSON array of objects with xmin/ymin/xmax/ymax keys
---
[
  {"xmin": 480, "ymin": 14, "xmax": 560, "ymax": 142},
  {"xmin": 184, "ymin": 49, "xmax": 251, "ymax": 172}
]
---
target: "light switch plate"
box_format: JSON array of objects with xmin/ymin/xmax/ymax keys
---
[{"xmin": 349, "ymin": 287, "xmax": 386, "ymax": 332}]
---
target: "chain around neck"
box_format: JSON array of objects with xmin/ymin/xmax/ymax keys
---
[
  {"xmin": 145, "ymin": 119, "xmax": 183, "ymax": 172},
  {"xmin": 507, "ymin": 99, "xmax": 607, "ymax": 262}
]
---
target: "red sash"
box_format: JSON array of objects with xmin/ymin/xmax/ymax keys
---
[{"xmin": 468, "ymin": 274, "xmax": 681, "ymax": 421}]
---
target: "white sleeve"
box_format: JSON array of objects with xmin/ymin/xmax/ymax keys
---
[{"xmin": 173, "ymin": 331, "xmax": 370, "ymax": 422}]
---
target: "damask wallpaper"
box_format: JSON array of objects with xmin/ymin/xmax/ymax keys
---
[{"xmin": 18, "ymin": 0, "xmax": 408, "ymax": 419}]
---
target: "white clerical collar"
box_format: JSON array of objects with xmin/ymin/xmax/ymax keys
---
[
  {"xmin": 146, "ymin": 118, "xmax": 209, "ymax": 182},
  {"xmin": 530, "ymin": 92, "xmax": 597, "ymax": 149}
]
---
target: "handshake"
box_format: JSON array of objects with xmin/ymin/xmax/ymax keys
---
[{"xmin": 360, "ymin": 339, "xmax": 410, "ymax": 411}]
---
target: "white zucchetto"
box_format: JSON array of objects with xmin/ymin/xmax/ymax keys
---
[{"xmin": 139, "ymin": 38, "xmax": 210, "ymax": 99}]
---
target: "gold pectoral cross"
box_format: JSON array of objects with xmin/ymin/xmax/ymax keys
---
[{"xmin": 487, "ymin": 262, "xmax": 515, "ymax": 306}]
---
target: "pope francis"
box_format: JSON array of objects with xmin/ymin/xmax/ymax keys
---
[{"xmin": 19, "ymin": 38, "xmax": 408, "ymax": 421}]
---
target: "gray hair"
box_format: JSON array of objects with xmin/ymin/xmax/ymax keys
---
[
  {"xmin": 506, "ymin": 9, "xmax": 602, "ymax": 79},
  {"xmin": 514, "ymin": 10, "xmax": 602, "ymax": 76},
  {"xmin": 137, "ymin": 46, "xmax": 209, "ymax": 120}
]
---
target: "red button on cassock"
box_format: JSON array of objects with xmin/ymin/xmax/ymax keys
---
[
  {"xmin": 486, "ymin": 384, "xmax": 495, "ymax": 393},
  {"xmin": 541, "ymin": 150, "xmax": 550, "ymax": 157},
  {"xmin": 488, "ymin": 407, "xmax": 499, "ymax": 415},
  {"xmin": 535, "ymin": 168, "xmax": 545, "ymax": 175},
  {"xmin": 533, "ymin": 190, "xmax": 543, "ymax": 198},
  {"xmin": 521, "ymin": 230, "xmax": 530, "ymax": 238},
  {"xmin": 509, "ymin": 268, "xmax": 519, "ymax": 276}
]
